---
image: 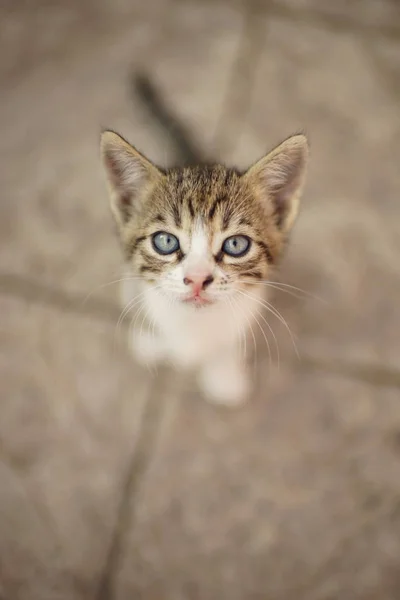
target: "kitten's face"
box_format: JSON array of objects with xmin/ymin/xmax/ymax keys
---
[{"xmin": 101, "ymin": 132, "xmax": 308, "ymax": 308}]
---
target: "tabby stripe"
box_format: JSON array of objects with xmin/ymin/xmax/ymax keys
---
[
  {"xmin": 171, "ymin": 203, "xmax": 181, "ymax": 227},
  {"xmin": 140, "ymin": 251, "xmax": 166, "ymax": 271},
  {"xmin": 236, "ymin": 256, "xmax": 261, "ymax": 270},
  {"xmin": 139, "ymin": 264, "xmax": 163, "ymax": 274},
  {"xmin": 208, "ymin": 195, "xmax": 227, "ymax": 221},
  {"xmin": 175, "ymin": 249, "xmax": 185, "ymax": 262},
  {"xmin": 128, "ymin": 235, "xmax": 146, "ymax": 256},
  {"xmin": 257, "ymin": 241, "xmax": 273, "ymax": 263},
  {"xmin": 243, "ymin": 270, "xmax": 263, "ymax": 280},
  {"xmin": 175, "ymin": 171, "xmax": 183, "ymax": 186},
  {"xmin": 187, "ymin": 197, "xmax": 195, "ymax": 218},
  {"xmin": 224, "ymin": 170, "xmax": 233, "ymax": 186}
]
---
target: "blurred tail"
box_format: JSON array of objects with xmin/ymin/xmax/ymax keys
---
[{"xmin": 131, "ymin": 73, "xmax": 203, "ymax": 165}]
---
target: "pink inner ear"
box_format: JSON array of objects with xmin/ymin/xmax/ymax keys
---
[
  {"xmin": 104, "ymin": 151, "xmax": 133, "ymax": 218},
  {"xmin": 120, "ymin": 193, "xmax": 131, "ymax": 207},
  {"xmin": 105, "ymin": 153, "xmax": 123, "ymax": 187}
]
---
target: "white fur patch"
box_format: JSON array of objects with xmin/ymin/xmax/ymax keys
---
[
  {"xmin": 190, "ymin": 222, "xmax": 209, "ymax": 257},
  {"xmin": 184, "ymin": 223, "xmax": 212, "ymax": 274}
]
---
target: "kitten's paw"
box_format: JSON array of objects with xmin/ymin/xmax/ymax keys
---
[
  {"xmin": 129, "ymin": 329, "xmax": 165, "ymax": 367},
  {"xmin": 198, "ymin": 359, "xmax": 250, "ymax": 407}
]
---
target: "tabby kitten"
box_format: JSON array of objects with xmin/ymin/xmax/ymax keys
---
[{"xmin": 101, "ymin": 131, "xmax": 308, "ymax": 406}]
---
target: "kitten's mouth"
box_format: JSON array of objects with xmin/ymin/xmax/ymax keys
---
[{"xmin": 182, "ymin": 294, "xmax": 214, "ymax": 307}]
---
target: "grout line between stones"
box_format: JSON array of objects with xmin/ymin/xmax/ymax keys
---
[
  {"xmin": 4, "ymin": 3, "xmax": 399, "ymax": 598},
  {"xmin": 95, "ymin": 370, "xmax": 174, "ymax": 600}
]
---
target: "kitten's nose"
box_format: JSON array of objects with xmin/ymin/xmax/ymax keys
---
[{"xmin": 183, "ymin": 274, "xmax": 214, "ymax": 291}]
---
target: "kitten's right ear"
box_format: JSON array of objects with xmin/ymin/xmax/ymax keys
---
[
  {"xmin": 100, "ymin": 130, "xmax": 161, "ymax": 226},
  {"xmin": 244, "ymin": 134, "xmax": 309, "ymax": 234}
]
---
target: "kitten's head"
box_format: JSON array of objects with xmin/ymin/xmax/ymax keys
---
[{"xmin": 101, "ymin": 131, "xmax": 308, "ymax": 308}]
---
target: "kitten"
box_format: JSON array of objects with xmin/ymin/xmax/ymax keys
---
[{"xmin": 101, "ymin": 130, "xmax": 308, "ymax": 406}]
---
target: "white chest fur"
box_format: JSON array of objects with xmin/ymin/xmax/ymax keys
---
[{"xmin": 120, "ymin": 277, "xmax": 264, "ymax": 406}]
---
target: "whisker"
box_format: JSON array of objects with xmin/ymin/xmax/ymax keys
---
[
  {"xmin": 116, "ymin": 290, "xmax": 146, "ymax": 334},
  {"xmin": 243, "ymin": 279, "xmax": 325, "ymax": 303},
  {"xmin": 225, "ymin": 295, "xmax": 245, "ymax": 362},
  {"xmin": 244, "ymin": 301, "xmax": 272, "ymax": 373},
  {"xmin": 114, "ymin": 283, "xmax": 163, "ymax": 347},
  {"xmin": 230, "ymin": 295, "xmax": 248, "ymax": 361},
  {"xmin": 114, "ymin": 295, "xmax": 144, "ymax": 351},
  {"xmin": 82, "ymin": 274, "xmax": 149, "ymax": 305},
  {"xmin": 246, "ymin": 301, "xmax": 280, "ymax": 370},
  {"xmin": 163, "ymin": 291, "xmax": 178, "ymax": 369},
  {"xmin": 236, "ymin": 288, "xmax": 299, "ymax": 360},
  {"xmin": 129, "ymin": 295, "xmax": 149, "ymax": 346},
  {"xmin": 231, "ymin": 294, "xmax": 257, "ymax": 366},
  {"xmin": 139, "ymin": 300, "xmax": 158, "ymax": 376},
  {"xmin": 149, "ymin": 312, "xmax": 159, "ymax": 376},
  {"xmin": 254, "ymin": 283, "xmax": 307, "ymax": 301}
]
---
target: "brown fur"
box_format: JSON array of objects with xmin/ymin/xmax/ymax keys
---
[{"xmin": 100, "ymin": 131, "xmax": 309, "ymax": 285}]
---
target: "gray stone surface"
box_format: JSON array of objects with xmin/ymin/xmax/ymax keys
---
[
  {"xmin": 1, "ymin": 0, "xmax": 400, "ymax": 599},
  {"xmin": 117, "ymin": 372, "xmax": 400, "ymax": 600},
  {"xmin": 0, "ymin": 296, "xmax": 150, "ymax": 599}
]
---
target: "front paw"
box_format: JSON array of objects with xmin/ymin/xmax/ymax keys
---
[{"xmin": 197, "ymin": 360, "xmax": 251, "ymax": 407}]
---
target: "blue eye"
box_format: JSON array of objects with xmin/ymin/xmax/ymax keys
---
[
  {"xmin": 222, "ymin": 235, "xmax": 251, "ymax": 257},
  {"xmin": 152, "ymin": 231, "xmax": 180, "ymax": 255}
]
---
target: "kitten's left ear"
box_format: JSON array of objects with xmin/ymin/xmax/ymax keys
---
[
  {"xmin": 244, "ymin": 134, "xmax": 309, "ymax": 233},
  {"xmin": 100, "ymin": 130, "xmax": 161, "ymax": 226}
]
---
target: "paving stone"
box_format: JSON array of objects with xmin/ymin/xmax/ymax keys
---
[
  {"xmin": 0, "ymin": 295, "xmax": 150, "ymax": 599},
  {"xmin": 2, "ymin": 2, "xmax": 400, "ymax": 599},
  {"xmin": 115, "ymin": 369, "xmax": 400, "ymax": 600}
]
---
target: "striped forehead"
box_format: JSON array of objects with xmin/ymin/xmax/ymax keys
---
[{"xmin": 164, "ymin": 165, "xmax": 243, "ymax": 224}]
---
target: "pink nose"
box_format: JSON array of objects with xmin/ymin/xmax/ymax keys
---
[{"xmin": 183, "ymin": 274, "xmax": 214, "ymax": 292}]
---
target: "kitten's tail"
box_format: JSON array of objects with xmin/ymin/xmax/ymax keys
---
[{"xmin": 131, "ymin": 73, "xmax": 203, "ymax": 165}]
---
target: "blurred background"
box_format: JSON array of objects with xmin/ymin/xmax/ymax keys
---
[{"xmin": 1, "ymin": 0, "xmax": 400, "ymax": 598}]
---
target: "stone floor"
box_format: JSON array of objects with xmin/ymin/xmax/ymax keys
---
[{"xmin": 1, "ymin": 0, "xmax": 400, "ymax": 598}]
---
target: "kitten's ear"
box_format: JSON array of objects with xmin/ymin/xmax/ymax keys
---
[
  {"xmin": 244, "ymin": 134, "xmax": 309, "ymax": 233},
  {"xmin": 100, "ymin": 130, "xmax": 161, "ymax": 225}
]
